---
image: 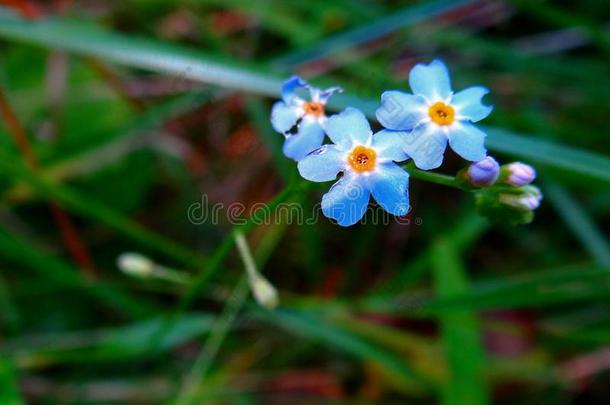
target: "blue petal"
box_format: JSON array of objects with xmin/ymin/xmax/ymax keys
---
[
  {"xmin": 376, "ymin": 91, "xmax": 426, "ymax": 130},
  {"xmin": 310, "ymin": 85, "xmax": 342, "ymax": 103},
  {"xmin": 402, "ymin": 125, "xmax": 448, "ymax": 170},
  {"xmin": 297, "ymin": 145, "xmax": 344, "ymax": 182},
  {"xmin": 282, "ymin": 75, "xmax": 307, "ymax": 104},
  {"xmin": 321, "ymin": 174, "xmax": 370, "ymax": 227},
  {"xmin": 372, "ymin": 130, "xmax": 409, "ymax": 162},
  {"xmin": 283, "ymin": 119, "xmax": 325, "ymax": 161},
  {"xmin": 323, "ymin": 107, "xmax": 372, "ymax": 150},
  {"xmin": 271, "ymin": 101, "xmax": 301, "ymax": 133},
  {"xmin": 452, "ymin": 86, "xmax": 493, "ymax": 123},
  {"xmin": 447, "ymin": 122, "xmax": 487, "ymax": 162},
  {"xmin": 368, "ymin": 162, "xmax": 410, "ymax": 217},
  {"xmin": 408, "ymin": 59, "xmax": 452, "ymax": 101}
]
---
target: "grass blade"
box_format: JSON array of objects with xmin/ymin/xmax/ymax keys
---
[
  {"xmin": 431, "ymin": 239, "xmax": 489, "ymax": 405},
  {"xmin": 6, "ymin": 90, "xmax": 219, "ymax": 202},
  {"xmin": 257, "ymin": 308, "xmax": 436, "ymax": 393},
  {"xmin": 0, "ymin": 358, "xmax": 22, "ymax": 405},
  {"xmin": 0, "ymin": 10, "xmax": 282, "ymax": 97},
  {"xmin": 0, "ymin": 226, "xmax": 156, "ymax": 318},
  {"xmin": 426, "ymin": 264, "xmax": 610, "ymax": 312},
  {"xmin": 0, "ymin": 149, "xmax": 205, "ymax": 268},
  {"xmin": 484, "ymin": 127, "xmax": 610, "ymax": 184},
  {"xmin": 373, "ymin": 211, "xmax": 488, "ymax": 294},
  {"xmin": 2, "ymin": 314, "xmax": 214, "ymax": 367},
  {"xmin": 544, "ymin": 179, "xmax": 610, "ymax": 266},
  {"xmin": 244, "ymin": 97, "xmax": 292, "ymax": 182},
  {"xmin": 271, "ymin": 0, "xmax": 474, "ymax": 68}
]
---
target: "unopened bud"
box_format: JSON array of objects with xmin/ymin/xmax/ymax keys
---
[
  {"xmin": 502, "ymin": 162, "xmax": 536, "ymax": 187},
  {"xmin": 499, "ymin": 194, "xmax": 540, "ymax": 211},
  {"xmin": 117, "ymin": 252, "xmax": 154, "ymax": 278},
  {"xmin": 499, "ymin": 185, "xmax": 543, "ymax": 211},
  {"xmin": 467, "ymin": 156, "xmax": 500, "ymax": 187},
  {"xmin": 248, "ymin": 274, "xmax": 279, "ymax": 309},
  {"xmin": 475, "ymin": 185, "xmax": 542, "ymax": 226},
  {"xmin": 235, "ymin": 232, "xmax": 280, "ymax": 309}
]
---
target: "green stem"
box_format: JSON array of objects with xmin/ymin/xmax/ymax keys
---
[
  {"xmin": 173, "ymin": 276, "xmax": 249, "ymax": 405},
  {"xmin": 403, "ymin": 162, "xmax": 471, "ymax": 191},
  {"xmin": 177, "ymin": 180, "xmax": 297, "ymax": 313}
]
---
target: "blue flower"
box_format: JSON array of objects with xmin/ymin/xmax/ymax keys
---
[
  {"xmin": 297, "ymin": 108, "xmax": 410, "ymax": 227},
  {"xmin": 376, "ymin": 59, "xmax": 493, "ymax": 170},
  {"xmin": 271, "ymin": 76, "xmax": 341, "ymax": 161}
]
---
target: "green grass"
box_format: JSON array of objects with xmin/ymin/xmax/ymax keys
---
[{"xmin": 0, "ymin": 0, "xmax": 609, "ymax": 403}]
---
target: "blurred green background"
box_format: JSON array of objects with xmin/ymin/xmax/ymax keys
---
[{"xmin": 0, "ymin": 0, "xmax": 610, "ymax": 403}]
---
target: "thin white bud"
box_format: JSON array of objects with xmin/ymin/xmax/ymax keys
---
[
  {"xmin": 235, "ymin": 232, "xmax": 279, "ymax": 309},
  {"xmin": 117, "ymin": 252, "xmax": 154, "ymax": 278},
  {"xmin": 249, "ymin": 274, "xmax": 279, "ymax": 309}
]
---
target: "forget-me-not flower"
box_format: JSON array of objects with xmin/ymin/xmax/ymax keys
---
[
  {"xmin": 271, "ymin": 76, "xmax": 341, "ymax": 160},
  {"xmin": 376, "ymin": 59, "xmax": 493, "ymax": 170},
  {"xmin": 297, "ymin": 108, "xmax": 410, "ymax": 227}
]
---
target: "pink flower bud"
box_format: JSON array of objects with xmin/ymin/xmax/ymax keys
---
[{"xmin": 505, "ymin": 162, "xmax": 536, "ymax": 186}]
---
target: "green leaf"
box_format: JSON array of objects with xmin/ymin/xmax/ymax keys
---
[
  {"xmin": 431, "ymin": 239, "xmax": 489, "ymax": 405},
  {"xmin": 0, "ymin": 358, "xmax": 23, "ymax": 405}
]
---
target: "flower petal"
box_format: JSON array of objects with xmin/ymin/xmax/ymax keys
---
[
  {"xmin": 283, "ymin": 119, "xmax": 325, "ymax": 161},
  {"xmin": 376, "ymin": 91, "xmax": 427, "ymax": 130},
  {"xmin": 321, "ymin": 174, "xmax": 370, "ymax": 227},
  {"xmin": 372, "ymin": 130, "xmax": 410, "ymax": 162},
  {"xmin": 323, "ymin": 107, "xmax": 372, "ymax": 149},
  {"xmin": 297, "ymin": 145, "xmax": 344, "ymax": 182},
  {"xmin": 271, "ymin": 101, "xmax": 301, "ymax": 133},
  {"xmin": 368, "ymin": 162, "xmax": 410, "ymax": 217},
  {"xmin": 402, "ymin": 125, "xmax": 448, "ymax": 170},
  {"xmin": 452, "ymin": 86, "xmax": 493, "ymax": 122},
  {"xmin": 408, "ymin": 59, "xmax": 452, "ymax": 101},
  {"xmin": 310, "ymin": 85, "xmax": 342, "ymax": 103},
  {"xmin": 447, "ymin": 122, "xmax": 487, "ymax": 162},
  {"xmin": 282, "ymin": 75, "xmax": 307, "ymax": 104}
]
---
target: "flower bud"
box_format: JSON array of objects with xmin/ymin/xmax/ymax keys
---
[
  {"xmin": 467, "ymin": 156, "xmax": 500, "ymax": 187},
  {"xmin": 248, "ymin": 274, "xmax": 279, "ymax": 309},
  {"xmin": 475, "ymin": 185, "xmax": 542, "ymax": 226},
  {"xmin": 502, "ymin": 162, "xmax": 536, "ymax": 187},
  {"xmin": 117, "ymin": 252, "xmax": 154, "ymax": 278},
  {"xmin": 499, "ymin": 193, "xmax": 542, "ymax": 211}
]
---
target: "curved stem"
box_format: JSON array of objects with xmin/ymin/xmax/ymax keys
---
[{"xmin": 403, "ymin": 162, "xmax": 472, "ymax": 191}]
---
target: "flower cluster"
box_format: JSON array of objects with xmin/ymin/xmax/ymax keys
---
[
  {"xmin": 466, "ymin": 159, "xmax": 542, "ymax": 225},
  {"xmin": 270, "ymin": 60, "xmax": 541, "ymax": 226}
]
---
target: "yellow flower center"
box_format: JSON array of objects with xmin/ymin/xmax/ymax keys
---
[
  {"xmin": 303, "ymin": 101, "xmax": 325, "ymax": 117},
  {"xmin": 348, "ymin": 145, "xmax": 377, "ymax": 173},
  {"xmin": 428, "ymin": 102, "xmax": 455, "ymax": 126}
]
